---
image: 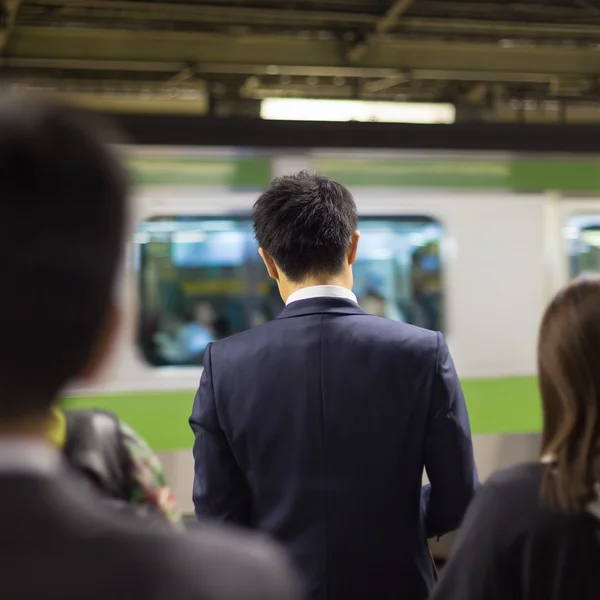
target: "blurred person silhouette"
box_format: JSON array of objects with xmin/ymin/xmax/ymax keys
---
[
  {"xmin": 358, "ymin": 290, "xmax": 386, "ymax": 317},
  {"xmin": 430, "ymin": 275, "xmax": 600, "ymax": 600},
  {"xmin": 411, "ymin": 241, "xmax": 443, "ymax": 330},
  {"xmin": 46, "ymin": 406, "xmax": 182, "ymax": 528},
  {"xmin": 156, "ymin": 302, "xmax": 215, "ymax": 365},
  {"xmin": 358, "ymin": 289, "xmax": 406, "ymax": 321},
  {"xmin": 190, "ymin": 171, "xmax": 477, "ymax": 600},
  {"xmin": 0, "ymin": 93, "xmax": 301, "ymax": 600}
]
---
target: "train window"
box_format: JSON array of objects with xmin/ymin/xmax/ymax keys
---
[
  {"xmin": 136, "ymin": 216, "xmax": 444, "ymax": 366},
  {"xmin": 565, "ymin": 215, "xmax": 600, "ymax": 277}
]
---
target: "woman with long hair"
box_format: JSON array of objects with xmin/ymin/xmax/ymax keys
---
[{"xmin": 430, "ymin": 275, "xmax": 600, "ymax": 600}]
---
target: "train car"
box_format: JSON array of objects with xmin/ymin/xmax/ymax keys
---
[{"xmin": 64, "ymin": 146, "xmax": 600, "ymax": 553}]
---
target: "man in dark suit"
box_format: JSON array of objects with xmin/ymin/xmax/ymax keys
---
[
  {"xmin": 0, "ymin": 93, "xmax": 301, "ymax": 600},
  {"xmin": 190, "ymin": 171, "xmax": 479, "ymax": 600}
]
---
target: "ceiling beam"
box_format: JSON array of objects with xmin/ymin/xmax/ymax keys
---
[
  {"xmin": 3, "ymin": 57, "xmax": 588, "ymax": 89},
  {"xmin": 375, "ymin": 0, "xmax": 418, "ymax": 33},
  {"xmin": 401, "ymin": 17, "xmax": 600, "ymax": 38},
  {"xmin": 7, "ymin": 76, "xmax": 209, "ymax": 113},
  {"xmin": 1, "ymin": 57, "xmax": 184, "ymax": 71},
  {"xmin": 347, "ymin": 0, "xmax": 416, "ymax": 63},
  {"xmin": 363, "ymin": 74, "xmax": 410, "ymax": 93},
  {"xmin": 23, "ymin": 0, "xmax": 375, "ymax": 26},
  {"xmin": 413, "ymin": 1, "xmax": 591, "ymax": 19},
  {"xmin": 573, "ymin": 0, "xmax": 600, "ymax": 15},
  {"xmin": 8, "ymin": 26, "xmax": 600, "ymax": 77},
  {"xmin": 0, "ymin": 0, "xmax": 20, "ymax": 52},
  {"xmin": 19, "ymin": 0, "xmax": 600, "ymax": 29},
  {"xmin": 0, "ymin": 57, "xmax": 404, "ymax": 78}
]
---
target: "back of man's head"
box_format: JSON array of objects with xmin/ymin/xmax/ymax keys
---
[
  {"xmin": 252, "ymin": 171, "xmax": 358, "ymax": 282},
  {"xmin": 0, "ymin": 92, "xmax": 127, "ymax": 418}
]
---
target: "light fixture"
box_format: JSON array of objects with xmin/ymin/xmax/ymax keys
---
[{"xmin": 260, "ymin": 98, "xmax": 455, "ymax": 124}]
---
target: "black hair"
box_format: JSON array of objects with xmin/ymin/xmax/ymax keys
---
[
  {"xmin": 0, "ymin": 92, "xmax": 127, "ymax": 418},
  {"xmin": 252, "ymin": 171, "xmax": 358, "ymax": 282}
]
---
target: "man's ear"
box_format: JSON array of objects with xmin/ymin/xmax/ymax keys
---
[
  {"xmin": 258, "ymin": 248, "xmax": 279, "ymax": 280},
  {"xmin": 347, "ymin": 230, "xmax": 360, "ymax": 266},
  {"xmin": 79, "ymin": 304, "xmax": 120, "ymax": 381}
]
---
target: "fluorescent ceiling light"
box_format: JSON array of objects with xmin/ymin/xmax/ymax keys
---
[{"xmin": 260, "ymin": 98, "xmax": 455, "ymax": 124}]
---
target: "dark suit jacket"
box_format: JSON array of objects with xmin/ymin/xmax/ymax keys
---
[
  {"xmin": 190, "ymin": 296, "xmax": 478, "ymax": 600},
  {"xmin": 0, "ymin": 471, "xmax": 302, "ymax": 600}
]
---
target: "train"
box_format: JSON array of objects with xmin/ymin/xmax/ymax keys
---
[{"xmin": 64, "ymin": 145, "xmax": 600, "ymax": 552}]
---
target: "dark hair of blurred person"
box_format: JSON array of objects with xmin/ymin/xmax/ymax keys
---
[
  {"xmin": 0, "ymin": 92, "xmax": 126, "ymax": 424},
  {"xmin": 429, "ymin": 275, "xmax": 600, "ymax": 600},
  {"xmin": 0, "ymin": 92, "xmax": 302, "ymax": 600}
]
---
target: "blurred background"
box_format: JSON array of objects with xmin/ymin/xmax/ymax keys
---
[{"xmin": 8, "ymin": 0, "xmax": 600, "ymax": 561}]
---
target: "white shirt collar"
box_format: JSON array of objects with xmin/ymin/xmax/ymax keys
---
[
  {"xmin": 0, "ymin": 437, "xmax": 59, "ymax": 476},
  {"xmin": 286, "ymin": 285, "xmax": 357, "ymax": 306}
]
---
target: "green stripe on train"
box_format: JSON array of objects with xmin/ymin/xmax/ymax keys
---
[
  {"xmin": 63, "ymin": 376, "xmax": 541, "ymax": 452},
  {"xmin": 124, "ymin": 153, "xmax": 600, "ymax": 190},
  {"xmin": 127, "ymin": 156, "xmax": 272, "ymax": 187},
  {"xmin": 312, "ymin": 158, "xmax": 600, "ymax": 190}
]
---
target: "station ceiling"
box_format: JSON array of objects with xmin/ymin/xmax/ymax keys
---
[{"xmin": 2, "ymin": 0, "xmax": 600, "ymax": 119}]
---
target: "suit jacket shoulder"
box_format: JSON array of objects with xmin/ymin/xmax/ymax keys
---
[{"xmin": 209, "ymin": 308, "xmax": 440, "ymax": 368}]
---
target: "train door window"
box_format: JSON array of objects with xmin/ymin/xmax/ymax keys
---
[
  {"xmin": 136, "ymin": 216, "xmax": 444, "ymax": 367},
  {"xmin": 565, "ymin": 215, "xmax": 600, "ymax": 277},
  {"xmin": 355, "ymin": 218, "xmax": 443, "ymax": 332}
]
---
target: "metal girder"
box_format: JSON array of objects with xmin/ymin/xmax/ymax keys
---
[
  {"xmin": 573, "ymin": 0, "xmax": 600, "ymax": 14},
  {"xmin": 0, "ymin": 0, "xmax": 20, "ymax": 51},
  {"xmin": 413, "ymin": 1, "xmax": 594, "ymax": 18},
  {"xmin": 410, "ymin": 70, "xmax": 566, "ymax": 84},
  {"xmin": 40, "ymin": 92, "xmax": 208, "ymax": 114},
  {"xmin": 363, "ymin": 74, "xmax": 410, "ymax": 93},
  {"xmin": 0, "ymin": 57, "xmax": 407, "ymax": 78},
  {"xmin": 401, "ymin": 17, "xmax": 600, "ymax": 38},
  {"xmin": 167, "ymin": 63, "xmax": 201, "ymax": 86},
  {"xmin": 375, "ymin": 0, "xmax": 417, "ymax": 33},
  {"xmin": 1, "ymin": 57, "xmax": 185, "ymax": 71},
  {"xmin": 4, "ymin": 58, "xmax": 583, "ymax": 90},
  {"xmin": 8, "ymin": 26, "xmax": 600, "ymax": 77},
  {"xmin": 23, "ymin": 0, "xmax": 376, "ymax": 26},
  {"xmin": 347, "ymin": 0, "xmax": 416, "ymax": 63},
  {"xmin": 11, "ymin": 78, "xmax": 207, "ymax": 92},
  {"xmin": 9, "ymin": 77, "xmax": 208, "ymax": 113},
  {"xmin": 21, "ymin": 0, "xmax": 598, "ymax": 35}
]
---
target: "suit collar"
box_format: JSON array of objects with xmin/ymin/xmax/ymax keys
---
[{"xmin": 276, "ymin": 296, "xmax": 366, "ymax": 319}]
